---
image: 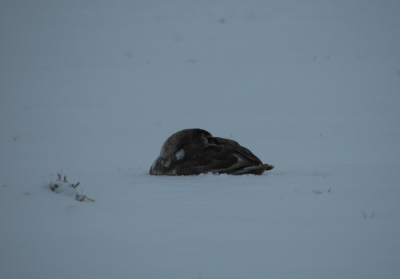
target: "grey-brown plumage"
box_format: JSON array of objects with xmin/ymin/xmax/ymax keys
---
[{"xmin": 149, "ymin": 129, "xmax": 274, "ymax": 176}]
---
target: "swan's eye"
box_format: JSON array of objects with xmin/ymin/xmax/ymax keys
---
[{"xmin": 201, "ymin": 133, "xmax": 209, "ymax": 143}]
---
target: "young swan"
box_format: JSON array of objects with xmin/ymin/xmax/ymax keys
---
[{"xmin": 149, "ymin": 128, "xmax": 274, "ymax": 176}]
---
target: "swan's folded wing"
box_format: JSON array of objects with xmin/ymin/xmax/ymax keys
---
[
  {"xmin": 173, "ymin": 144, "xmax": 263, "ymax": 175},
  {"xmin": 213, "ymin": 137, "xmax": 263, "ymax": 164}
]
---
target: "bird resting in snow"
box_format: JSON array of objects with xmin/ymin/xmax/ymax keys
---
[{"xmin": 149, "ymin": 129, "xmax": 274, "ymax": 176}]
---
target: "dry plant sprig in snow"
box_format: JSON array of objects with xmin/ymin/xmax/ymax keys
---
[{"xmin": 50, "ymin": 172, "xmax": 95, "ymax": 202}]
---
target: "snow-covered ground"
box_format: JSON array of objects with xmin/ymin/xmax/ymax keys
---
[{"xmin": 1, "ymin": 0, "xmax": 400, "ymax": 278}]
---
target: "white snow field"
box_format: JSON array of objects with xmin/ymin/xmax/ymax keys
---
[{"xmin": 1, "ymin": 0, "xmax": 400, "ymax": 278}]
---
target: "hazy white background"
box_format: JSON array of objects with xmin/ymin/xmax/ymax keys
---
[{"xmin": 1, "ymin": 1, "xmax": 400, "ymax": 278}]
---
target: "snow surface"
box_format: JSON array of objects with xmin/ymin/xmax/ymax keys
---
[{"xmin": 1, "ymin": 0, "xmax": 400, "ymax": 278}]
